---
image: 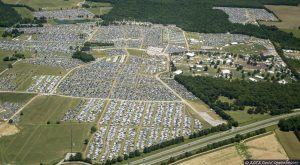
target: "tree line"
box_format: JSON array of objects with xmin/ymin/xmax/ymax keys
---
[
  {"xmin": 175, "ymin": 75, "xmax": 300, "ymax": 116},
  {"xmin": 278, "ymin": 115, "xmax": 300, "ymax": 141},
  {"xmin": 72, "ymin": 51, "xmax": 95, "ymax": 63}
]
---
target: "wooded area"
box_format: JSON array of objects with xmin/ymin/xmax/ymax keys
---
[
  {"xmin": 175, "ymin": 76, "xmax": 300, "ymax": 116},
  {"xmin": 0, "ymin": 1, "xmax": 22, "ymax": 27}
]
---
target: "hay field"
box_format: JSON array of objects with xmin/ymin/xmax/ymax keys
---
[
  {"xmin": 246, "ymin": 133, "xmax": 288, "ymax": 159},
  {"xmin": 178, "ymin": 132, "xmax": 288, "ymax": 165},
  {"xmin": 178, "ymin": 146, "xmax": 243, "ymax": 165},
  {"xmin": 261, "ymin": 5, "xmax": 300, "ymax": 29}
]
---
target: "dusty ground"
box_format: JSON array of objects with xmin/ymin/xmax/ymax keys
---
[
  {"xmin": 178, "ymin": 146, "xmax": 244, "ymax": 165},
  {"xmin": 246, "ymin": 133, "xmax": 288, "ymax": 159},
  {"xmin": 0, "ymin": 123, "xmax": 19, "ymax": 137},
  {"xmin": 261, "ymin": 5, "xmax": 300, "ymax": 29}
]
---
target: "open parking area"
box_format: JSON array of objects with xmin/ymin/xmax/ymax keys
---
[{"xmin": 87, "ymin": 100, "xmax": 203, "ymax": 161}]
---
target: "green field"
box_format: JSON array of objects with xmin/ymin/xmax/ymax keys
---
[
  {"xmin": 2, "ymin": 0, "xmax": 83, "ymax": 10},
  {"xmin": 13, "ymin": 7, "xmax": 33, "ymax": 19},
  {"xmin": 90, "ymin": 50, "xmax": 108, "ymax": 58},
  {"xmin": 275, "ymin": 129, "xmax": 300, "ymax": 159},
  {"xmin": 222, "ymin": 44, "xmax": 267, "ymax": 55},
  {"xmin": 0, "ymin": 92, "xmax": 36, "ymax": 103},
  {"xmin": 0, "ymin": 95, "xmax": 93, "ymax": 165},
  {"xmin": 19, "ymin": 95, "xmax": 80, "ymax": 124},
  {"xmin": 281, "ymin": 29, "xmax": 300, "ymax": 38},
  {"xmin": 0, "ymin": 50, "xmax": 32, "ymax": 73},
  {"xmin": 1, "ymin": 62, "xmax": 67, "ymax": 91},
  {"xmin": 0, "ymin": 50, "xmax": 14, "ymax": 72},
  {"xmin": 84, "ymin": 1, "xmax": 112, "ymax": 7},
  {"xmin": 86, "ymin": 7, "xmax": 112, "ymax": 15},
  {"xmin": 225, "ymin": 108, "xmax": 272, "ymax": 126}
]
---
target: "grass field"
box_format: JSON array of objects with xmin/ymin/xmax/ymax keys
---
[
  {"xmin": 225, "ymin": 108, "xmax": 271, "ymax": 126},
  {"xmin": 0, "ymin": 92, "xmax": 36, "ymax": 103},
  {"xmin": 261, "ymin": 5, "xmax": 300, "ymax": 29},
  {"xmin": 84, "ymin": 1, "xmax": 112, "ymax": 7},
  {"xmin": 13, "ymin": 7, "xmax": 33, "ymax": 19},
  {"xmin": 275, "ymin": 129, "xmax": 300, "ymax": 159},
  {"xmin": 19, "ymin": 95, "xmax": 80, "ymax": 124},
  {"xmin": 0, "ymin": 95, "xmax": 93, "ymax": 165},
  {"xmin": 1, "ymin": 62, "xmax": 67, "ymax": 91},
  {"xmin": 222, "ymin": 44, "xmax": 267, "ymax": 55},
  {"xmin": 0, "ymin": 50, "xmax": 34, "ymax": 73},
  {"xmin": 90, "ymin": 50, "xmax": 108, "ymax": 58},
  {"xmin": 86, "ymin": 7, "xmax": 112, "ymax": 15},
  {"xmin": 281, "ymin": 29, "xmax": 300, "ymax": 38},
  {"xmin": 127, "ymin": 49, "xmax": 149, "ymax": 56},
  {"xmin": 0, "ymin": 50, "xmax": 15, "ymax": 73},
  {"xmin": 2, "ymin": 0, "xmax": 83, "ymax": 10}
]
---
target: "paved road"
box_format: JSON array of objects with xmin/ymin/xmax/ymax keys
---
[{"xmin": 129, "ymin": 111, "xmax": 300, "ymax": 165}]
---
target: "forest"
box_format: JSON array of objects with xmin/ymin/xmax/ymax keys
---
[
  {"xmin": 72, "ymin": 51, "xmax": 95, "ymax": 62},
  {"xmin": 0, "ymin": 1, "xmax": 22, "ymax": 27},
  {"xmin": 175, "ymin": 76, "xmax": 300, "ymax": 115},
  {"xmin": 101, "ymin": 0, "xmax": 300, "ymax": 50}
]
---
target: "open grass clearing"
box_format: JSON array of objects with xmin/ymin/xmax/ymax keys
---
[
  {"xmin": 225, "ymin": 108, "xmax": 272, "ymax": 126},
  {"xmin": 86, "ymin": 7, "xmax": 112, "ymax": 15},
  {"xmin": 275, "ymin": 129, "xmax": 300, "ymax": 159},
  {"xmin": 1, "ymin": 62, "xmax": 67, "ymax": 91},
  {"xmin": 0, "ymin": 50, "xmax": 33, "ymax": 73},
  {"xmin": 0, "ymin": 92, "xmax": 36, "ymax": 103},
  {"xmin": 0, "ymin": 95, "xmax": 93, "ymax": 165},
  {"xmin": 2, "ymin": 0, "xmax": 83, "ymax": 10},
  {"xmin": 19, "ymin": 95, "xmax": 80, "ymax": 125},
  {"xmin": 281, "ymin": 29, "xmax": 300, "ymax": 39},
  {"xmin": 84, "ymin": 1, "xmax": 112, "ymax": 7},
  {"xmin": 260, "ymin": 5, "xmax": 300, "ymax": 29},
  {"xmin": 90, "ymin": 50, "xmax": 108, "ymax": 58},
  {"xmin": 0, "ymin": 123, "xmax": 92, "ymax": 165},
  {"xmin": 13, "ymin": 7, "xmax": 33, "ymax": 19},
  {"xmin": 127, "ymin": 48, "xmax": 148, "ymax": 57},
  {"xmin": 218, "ymin": 96, "xmax": 235, "ymax": 104},
  {"xmin": 222, "ymin": 43, "xmax": 267, "ymax": 55}
]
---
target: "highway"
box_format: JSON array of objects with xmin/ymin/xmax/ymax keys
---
[{"xmin": 129, "ymin": 111, "xmax": 300, "ymax": 165}]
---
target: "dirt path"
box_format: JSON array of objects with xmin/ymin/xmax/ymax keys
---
[{"xmin": 155, "ymin": 53, "xmax": 224, "ymax": 126}]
